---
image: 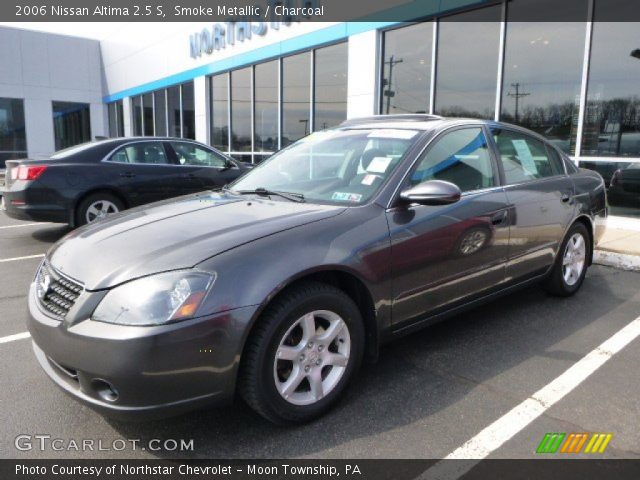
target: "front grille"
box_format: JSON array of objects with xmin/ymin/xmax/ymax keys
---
[{"xmin": 36, "ymin": 261, "xmax": 84, "ymax": 320}]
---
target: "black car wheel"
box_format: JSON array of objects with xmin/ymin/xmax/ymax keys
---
[
  {"xmin": 76, "ymin": 193, "xmax": 124, "ymax": 226},
  {"xmin": 239, "ymin": 281, "xmax": 364, "ymax": 424},
  {"xmin": 543, "ymin": 222, "xmax": 590, "ymax": 296}
]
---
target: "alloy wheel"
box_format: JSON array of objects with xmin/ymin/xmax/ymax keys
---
[
  {"xmin": 85, "ymin": 200, "xmax": 119, "ymax": 223},
  {"xmin": 562, "ymin": 232, "xmax": 586, "ymax": 286},
  {"xmin": 273, "ymin": 310, "xmax": 351, "ymax": 406}
]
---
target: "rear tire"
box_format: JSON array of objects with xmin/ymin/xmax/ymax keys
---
[
  {"xmin": 239, "ymin": 282, "xmax": 364, "ymax": 425},
  {"xmin": 76, "ymin": 193, "xmax": 124, "ymax": 226},
  {"xmin": 543, "ymin": 222, "xmax": 590, "ymax": 297}
]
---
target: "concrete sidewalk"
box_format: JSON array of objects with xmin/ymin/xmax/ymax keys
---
[{"xmin": 594, "ymin": 216, "xmax": 640, "ymax": 271}]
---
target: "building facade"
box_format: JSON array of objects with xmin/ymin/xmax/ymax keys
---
[{"xmin": 1, "ymin": 0, "xmax": 639, "ymax": 217}]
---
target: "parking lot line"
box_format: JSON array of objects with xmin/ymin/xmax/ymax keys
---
[
  {"xmin": 0, "ymin": 253, "xmax": 45, "ymax": 263},
  {"xmin": 426, "ymin": 315, "xmax": 640, "ymax": 476},
  {"xmin": 0, "ymin": 331, "xmax": 31, "ymax": 344},
  {"xmin": 0, "ymin": 222, "xmax": 45, "ymax": 230}
]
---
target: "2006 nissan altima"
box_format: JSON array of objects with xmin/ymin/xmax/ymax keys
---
[{"xmin": 28, "ymin": 115, "xmax": 607, "ymax": 424}]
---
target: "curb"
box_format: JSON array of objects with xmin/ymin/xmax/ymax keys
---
[{"xmin": 594, "ymin": 250, "xmax": 640, "ymax": 272}]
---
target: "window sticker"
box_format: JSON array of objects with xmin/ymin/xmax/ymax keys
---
[
  {"xmin": 511, "ymin": 139, "xmax": 538, "ymax": 175},
  {"xmin": 368, "ymin": 129, "xmax": 418, "ymax": 140},
  {"xmin": 361, "ymin": 174, "xmax": 378, "ymax": 186},
  {"xmin": 367, "ymin": 156, "xmax": 392, "ymax": 173},
  {"xmin": 332, "ymin": 192, "xmax": 363, "ymax": 202}
]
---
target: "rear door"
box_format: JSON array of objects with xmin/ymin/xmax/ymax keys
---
[
  {"xmin": 166, "ymin": 141, "xmax": 238, "ymax": 192},
  {"xmin": 387, "ymin": 125, "xmax": 511, "ymax": 324},
  {"xmin": 489, "ymin": 127, "xmax": 575, "ymax": 281},
  {"xmin": 107, "ymin": 141, "xmax": 184, "ymax": 206}
]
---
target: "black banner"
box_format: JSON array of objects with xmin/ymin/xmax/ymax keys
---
[{"xmin": 3, "ymin": 459, "xmax": 640, "ymax": 480}]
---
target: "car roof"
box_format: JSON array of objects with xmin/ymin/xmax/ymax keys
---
[{"xmin": 339, "ymin": 115, "xmax": 524, "ymax": 133}]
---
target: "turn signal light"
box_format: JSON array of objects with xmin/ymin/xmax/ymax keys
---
[{"xmin": 16, "ymin": 165, "xmax": 48, "ymax": 181}]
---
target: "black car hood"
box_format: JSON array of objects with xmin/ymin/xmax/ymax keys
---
[{"xmin": 48, "ymin": 192, "xmax": 345, "ymax": 290}]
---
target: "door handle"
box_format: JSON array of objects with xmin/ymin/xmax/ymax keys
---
[
  {"xmin": 560, "ymin": 192, "xmax": 572, "ymax": 203},
  {"xmin": 491, "ymin": 210, "xmax": 508, "ymax": 225},
  {"xmin": 119, "ymin": 172, "xmax": 135, "ymax": 178}
]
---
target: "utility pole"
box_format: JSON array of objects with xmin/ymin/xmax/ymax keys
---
[
  {"xmin": 383, "ymin": 55, "xmax": 403, "ymax": 114},
  {"xmin": 507, "ymin": 83, "xmax": 530, "ymax": 123}
]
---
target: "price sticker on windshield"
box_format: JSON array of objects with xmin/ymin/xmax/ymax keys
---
[
  {"xmin": 368, "ymin": 129, "xmax": 418, "ymax": 140},
  {"xmin": 367, "ymin": 157, "xmax": 392, "ymax": 173}
]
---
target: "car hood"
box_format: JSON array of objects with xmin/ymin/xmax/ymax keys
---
[{"xmin": 48, "ymin": 192, "xmax": 345, "ymax": 290}]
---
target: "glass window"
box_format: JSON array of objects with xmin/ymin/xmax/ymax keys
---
[
  {"xmin": 143, "ymin": 93, "xmax": 154, "ymax": 136},
  {"xmin": 501, "ymin": 0, "xmax": 588, "ymax": 154},
  {"xmin": 210, "ymin": 74, "xmax": 229, "ymax": 151},
  {"xmin": 381, "ymin": 23, "xmax": 433, "ymax": 115},
  {"xmin": 435, "ymin": 7, "xmax": 501, "ymax": 119},
  {"xmin": 181, "ymin": 82, "xmax": 195, "ymax": 140},
  {"xmin": 167, "ymin": 85, "xmax": 181, "ymax": 138},
  {"xmin": 170, "ymin": 141, "xmax": 226, "ymax": 167},
  {"xmin": 231, "ymin": 67, "xmax": 252, "ymax": 152},
  {"xmin": 230, "ymin": 129, "xmax": 419, "ymax": 205},
  {"xmin": 254, "ymin": 61, "xmax": 278, "ymax": 152},
  {"xmin": 154, "ymin": 90, "xmax": 167, "ymax": 137},
  {"xmin": 411, "ymin": 127, "xmax": 495, "ymax": 192},
  {"xmin": 110, "ymin": 142, "xmax": 168, "ymax": 165},
  {"xmin": 314, "ymin": 42, "xmax": 348, "ymax": 130},
  {"xmin": 282, "ymin": 52, "xmax": 311, "ymax": 147},
  {"xmin": 0, "ymin": 97, "xmax": 27, "ymax": 168},
  {"xmin": 132, "ymin": 96, "xmax": 143, "ymax": 136},
  {"xmin": 492, "ymin": 128, "xmax": 563, "ymax": 184},
  {"xmin": 581, "ymin": 17, "xmax": 640, "ymax": 157},
  {"xmin": 107, "ymin": 101, "xmax": 124, "ymax": 138},
  {"xmin": 52, "ymin": 101, "xmax": 91, "ymax": 151}
]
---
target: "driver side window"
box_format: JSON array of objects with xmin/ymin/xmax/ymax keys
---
[{"xmin": 410, "ymin": 127, "xmax": 496, "ymax": 192}]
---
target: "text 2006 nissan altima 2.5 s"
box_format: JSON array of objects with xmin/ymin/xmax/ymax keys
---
[{"xmin": 28, "ymin": 115, "xmax": 607, "ymax": 424}]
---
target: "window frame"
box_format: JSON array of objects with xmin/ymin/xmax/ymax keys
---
[
  {"xmin": 104, "ymin": 140, "xmax": 172, "ymax": 166},
  {"xmin": 396, "ymin": 124, "xmax": 503, "ymax": 199},
  {"xmin": 487, "ymin": 126, "xmax": 568, "ymax": 186}
]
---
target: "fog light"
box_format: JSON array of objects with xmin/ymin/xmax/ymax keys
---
[{"xmin": 91, "ymin": 378, "xmax": 119, "ymax": 402}]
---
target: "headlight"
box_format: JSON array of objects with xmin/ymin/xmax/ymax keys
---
[{"xmin": 92, "ymin": 271, "xmax": 214, "ymax": 326}]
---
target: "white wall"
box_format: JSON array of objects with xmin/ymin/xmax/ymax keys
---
[{"xmin": 0, "ymin": 26, "xmax": 106, "ymax": 158}]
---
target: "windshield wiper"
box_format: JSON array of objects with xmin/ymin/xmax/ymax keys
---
[{"xmin": 234, "ymin": 187, "xmax": 305, "ymax": 203}]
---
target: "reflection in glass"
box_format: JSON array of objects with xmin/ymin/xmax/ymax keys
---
[
  {"xmin": 254, "ymin": 61, "xmax": 278, "ymax": 152},
  {"xmin": 108, "ymin": 101, "xmax": 124, "ymax": 137},
  {"xmin": 314, "ymin": 43, "xmax": 348, "ymax": 130},
  {"xmin": 501, "ymin": 10, "xmax": 586, "ymax": 153},
  {"xmin": 210, "ymin": 74, "xmax": 229, "ymax": 151},
  {"xmin": 582, "ymin": 19, "xmax": 640, "ymax": 157},
  {"xmin": 231, "ymin": 67, "xmax": 252, "ymax": 151},
  {"xmin": 143, "ymin": 93, "xmax": 154, "ymax": 136},
  {"xmin": 381, "ymin": 23, "xmax": 432, "ymax": 115},
  {"xmin": 132, "ymin": 96, "xmax": 142, "ymax": 136},
  {"xmin": 181, "ymin": 82, "xmax": 195, "ymax": 140},
  {"xmin": 0, "ymin": 97, "xmax": 27, "ymax": 167},
  {"xmin": 435, "ymin": 7, "xmax": 501, "ymax": 119},
  {"xmin": 52, "ymin": 101, "xmax": 91, "ymax": 150},
  {"xmin": 282, "ymin": 52, "xmax": 311, "ymax": 147},
  {"xmin": 167, "ymin": 85, "xmax": 181, "ymax": 137},
  {"xmin": 154, "ymin": 90, "xmax": 167, "ymax": 137}
]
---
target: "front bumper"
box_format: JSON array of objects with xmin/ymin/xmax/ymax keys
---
[{"xmin": 27, "ymin": 283, "xmax": 258, "ymax": 420}]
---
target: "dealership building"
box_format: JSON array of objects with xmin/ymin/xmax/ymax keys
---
[{"xmin": 0, "ymin": 0, "xmax": 638, "ymax": 217}]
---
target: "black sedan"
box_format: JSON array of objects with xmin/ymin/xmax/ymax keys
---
[
  {"xmin": 28, "ymin": 115, "xmax": 607, "ymax": 424},
  {"xmin": 1, "ymin": 137, "xmax": 250, "ymax": 226}
]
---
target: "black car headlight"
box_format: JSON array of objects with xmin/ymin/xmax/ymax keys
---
[{"xmin": 91, "ymin": 271, "xmax": 215, "ymax": 326}]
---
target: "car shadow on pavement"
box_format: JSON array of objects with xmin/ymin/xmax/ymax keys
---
[
  {"xmin": 30, "ymin": 225, "xmax": 71, "ymax": 244},
  {"xmin": 105, "ymin": 267, "xmax": 638, "ymax": 459}
]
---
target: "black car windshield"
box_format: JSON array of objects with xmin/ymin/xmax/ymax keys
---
[{"xmin": 229, "ymin": 128, "xmax": 420, "ymax": 205}]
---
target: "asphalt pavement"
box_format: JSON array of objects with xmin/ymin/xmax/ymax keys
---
[{"xmin": 1, "ymin": 211, "xmax": 639, "ymax": 460}]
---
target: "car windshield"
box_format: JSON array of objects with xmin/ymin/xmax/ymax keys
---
[{"xmin": 229, "ymin": 128, "xmax": 420, "ymax": 205}]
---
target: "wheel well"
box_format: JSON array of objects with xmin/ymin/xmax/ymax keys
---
[
  {"xmin": 72, "ymin": 188, "xmax": 128, "ymax": 226},
  {"xmin": 572, "ymin": 216, "xmax": 594, "ymax": 265},
  {"xmin": 247, "ymin": 271, "xmax": 379, "ymax": 364}
]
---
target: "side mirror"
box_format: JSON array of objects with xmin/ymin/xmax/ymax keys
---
[
  {"xmin": 399, "ymin": 180, "xmax": 462, "ymax": 206},
  {"xmin": 220, "ymin": 159, "xmax": 235, "ymax": 171}
]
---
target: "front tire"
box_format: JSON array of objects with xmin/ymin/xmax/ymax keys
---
[
  {"xmin": 239, "ymin": 282, "xmax": 364, "ymax": 425},
  {"xmin": 543, "ymin": 222, "xmax": 590, "ymax": 296}
]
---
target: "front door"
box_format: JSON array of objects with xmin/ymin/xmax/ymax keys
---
[{"xmin": 387, "ymin": 126, "xmax": 510, "ymax": 325}]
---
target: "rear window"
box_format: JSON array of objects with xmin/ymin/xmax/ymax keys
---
[{"xmin": 50, "ymin": 141, "xmax": 106, "ymax": 159}]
